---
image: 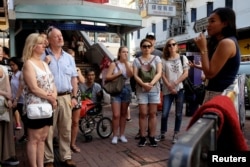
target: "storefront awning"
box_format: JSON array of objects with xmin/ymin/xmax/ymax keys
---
[{"xmin": 13, "ymin": 2, "xmax": 142, "ymax": 34}]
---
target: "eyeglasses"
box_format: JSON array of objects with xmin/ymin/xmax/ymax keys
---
[
  {"xmin": 167, "ymin": 43, "xmax": 177, "ymax": 47},
  {"xmin": 142, "ymin": 45, "xmax": 152, "ymax": 49}
]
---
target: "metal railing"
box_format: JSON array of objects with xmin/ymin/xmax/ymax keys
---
[
  {"xmin": 168, "ymin": 113, "xmax": 218, "ymax": 167},
  {"xmin": 168, "ymin": 74, "xmax": 246, "ymax": 167}
]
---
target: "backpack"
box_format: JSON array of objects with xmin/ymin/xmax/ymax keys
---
[
  {"xmin": 138, "ymin": 56, "xmax": 157, "ymax": 82},
  {"xmin": 180, "ymin": 56, "xmax": 205, "ymax": 104},
  {"xmin": 180, "ymin": 56, "xmax": 195, "ymax": 96}
]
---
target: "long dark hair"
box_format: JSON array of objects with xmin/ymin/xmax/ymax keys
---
[
  {"xmin": 213, "ymin": 7, "xmax": 237, "ymax": 38},
  {"xmin": 208, "ymin": 7, "xmax": 237, "ymax": 58},
  {"xmin": 9, "ymin": 57, "xmax": 23, "ymax": 71}
]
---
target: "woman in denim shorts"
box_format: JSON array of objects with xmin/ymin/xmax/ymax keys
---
[
  {"xmin": 105, "ymin": 46, "xmax": 133, "ymax": 144},
  {"xmin": 133, "ymin": 39, "xmax": 162, "ymax": 147}
]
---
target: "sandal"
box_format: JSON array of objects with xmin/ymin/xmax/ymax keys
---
[
  {"xmin": 126, "ymin": 118, "xmax": 132, "ymax": 122},
  {"xmin": 70, "ymin": 145, "xmax": 81, "ymax": 153}
]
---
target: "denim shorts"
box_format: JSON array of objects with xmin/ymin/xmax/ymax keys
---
[
  {"xmin": 111, "ymin": 84, "xmax": 132, "ymax": 103},
  {"xmin": 137, "ymin": 92, "xmax": 160, "ymax": 104}
]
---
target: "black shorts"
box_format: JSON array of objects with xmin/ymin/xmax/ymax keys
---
[
  {"xmin": 12, "ymin": 103, "xmax": 23, "ymax": 115},
  {"xmin": 25, "ymin": 114, "xmax": 53, "ymax": 129}
]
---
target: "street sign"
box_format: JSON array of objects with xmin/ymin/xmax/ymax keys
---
[{"xmin": 193, "ymin": 17, "xmax": 208, "ymax": 33}]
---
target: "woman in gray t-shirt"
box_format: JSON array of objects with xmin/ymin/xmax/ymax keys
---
[{"xmin": 133, "ymin": 39, "xmax": 162, "ymax": 147}]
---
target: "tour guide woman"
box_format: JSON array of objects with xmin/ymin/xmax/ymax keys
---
[{"xmin": 193, "ymin": 7, "xmax": 240, "ymax": 102}]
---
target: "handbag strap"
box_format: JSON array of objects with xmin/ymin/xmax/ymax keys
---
[
  {"xmin": 114, "ymin": 62, "xmax": 123, "ymax": 77},
  {"xmin": 137, "ymin": 56, "xmax": 156, "ymax": 65},
  {"xmin": 115, "ymin": 62, "xmax": 121, "ymax": 71},
  {"xmin": 29, "ymin": 60, "xmax": 51, "ymax": 97},
  {"xmin": 180, "ymin": 55, "xmax": 188, "ymax": 85},
  {"xmin": 180, "ymin": 55, "xmax": 184, "ymax": 68},
  {"xmin": 41, "ymin": 62, "xmax": 51, "ymax": 89},
  {"xmin": 105, "ymin": 62, "xmax": 124, "ymax": 83},
  {"xmin": 180, "ymin": 55, "xmax": 187, "ymax": 75}
]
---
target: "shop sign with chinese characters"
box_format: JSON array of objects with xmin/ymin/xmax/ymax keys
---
[{"xmin": 147, "ymin": 4, "xmax": 176, "ymax": 17}]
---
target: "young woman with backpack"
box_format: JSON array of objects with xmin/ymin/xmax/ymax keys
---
[{"xmin": 133, "ymin": 39, "xmax": 162, "ymax": 147}]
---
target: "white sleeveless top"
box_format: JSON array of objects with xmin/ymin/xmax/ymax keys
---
[
  {"xmin": 23, "ymin": 60, "xmax": 55, "ymax": 114},
  {"xmin": 113, "ymin": 61, "xmax": 130, "ymax": 84}
]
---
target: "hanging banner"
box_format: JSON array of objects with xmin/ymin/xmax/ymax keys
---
[{"xmin": 85, "ymin": 0, "xmax": 109, "ymax": 3}]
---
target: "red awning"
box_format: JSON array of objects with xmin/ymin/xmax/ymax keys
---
[{"xmin": 85, "ymin": 0, "xmax": 109, "ymax": 3}]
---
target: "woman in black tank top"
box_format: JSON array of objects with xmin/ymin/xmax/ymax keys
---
[{"xmin": 194, "ymin": 7, "xmax": 240, "ymax": 103}]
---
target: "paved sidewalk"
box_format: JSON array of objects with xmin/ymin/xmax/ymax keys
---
[{"xmin": 6, "ymin": 104, "xmax": 250, "ymax": 167}]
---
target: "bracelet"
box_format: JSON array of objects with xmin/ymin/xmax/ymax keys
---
[
  {"xmin": 71, "ymin": 96, "xmax": 77, "ymax": 100},
  {"xmin": 200, "ymin": 50, "xmax": 208, "ymax": 55}
]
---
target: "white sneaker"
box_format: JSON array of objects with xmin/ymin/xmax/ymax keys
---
[
  {"xmin": 111, "ymin": 136, "xmax": 118, "ymax": 144},
  {"xmin": 119, "ymin": 135, "xmax": 128, "ymax": 143},
  {"xmin": 172, "ymin": 133, "xmax": 178, "ymax": 144}
]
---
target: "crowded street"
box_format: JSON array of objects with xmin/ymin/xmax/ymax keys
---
[{"xmin": 0, "ymin": 1, "xmax": 250, "ymax": 167}]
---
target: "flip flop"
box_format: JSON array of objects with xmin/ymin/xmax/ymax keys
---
[{"xmin": 70, "ymin": 145, "xmax": 81, "ymax": 153}]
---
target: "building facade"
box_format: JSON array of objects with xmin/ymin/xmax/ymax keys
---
[{"xmin": 129, "ymin": 0, "xmax": 250, "ymax": 60}]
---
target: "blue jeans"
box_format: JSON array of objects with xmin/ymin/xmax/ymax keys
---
[{"xmin": 160, "ymin": 89, "xmax": 184, "ymax": 133}]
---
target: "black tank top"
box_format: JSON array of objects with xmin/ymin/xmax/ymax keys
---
[{"xmin": 206, "ymin": 36, "xmax": 240, "ymax": 92}]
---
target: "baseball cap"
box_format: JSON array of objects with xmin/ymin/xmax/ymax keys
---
[{"xmin": 146, "ymin": 32, "xmax": 156, "ymax": 39}]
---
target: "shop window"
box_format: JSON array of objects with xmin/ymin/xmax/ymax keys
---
[
  {"xmin": 152, "ymin": 23, "xmax": 156, "ymax": 35},
  {"xmin": 191, "ymin": 8, "xmax": 197, "ymax": 22},
  {"xmin": 163, "ymin": 19, "xmax": 167, "ymax": 31},
  {"xmin": 207, "ymin": 2, "xmax": 213, "ymax": 17},
  {"xmin": 225, "ymin": 0, "xmax": 233, "ymax": 8}
]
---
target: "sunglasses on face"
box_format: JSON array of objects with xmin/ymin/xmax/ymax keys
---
[
  {"xmin": 167, "ymin": 43, "xmax": 177, "ymax": 47},
  {"xmin": 142, "ymin": 45, "xmax": 152, "ymax": 49}
]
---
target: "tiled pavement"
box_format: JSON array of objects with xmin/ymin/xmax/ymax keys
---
[{"xmin": 5, "ymin": 103, "xmax": 250, "ymax": 167}]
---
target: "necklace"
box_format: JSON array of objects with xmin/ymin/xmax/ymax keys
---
[{"xmin": 141, "ymin": 55, "xmax": 152, "ymax": 62}]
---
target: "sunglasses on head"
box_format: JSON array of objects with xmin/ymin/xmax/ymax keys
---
[
  {"xmin": 142, "ymin": 45, "xmax": 152, "ymax": 49},
  {"xmin": 46, "ymin": 26, "xmax": 56, "ymax": 35},
  {"xmin": 147, "ymin": 36, "xmax": 155, "ymax": 40},
  {"xmin": 167, "ymin": 43, "xmax": 177, "ymax": 47}
]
